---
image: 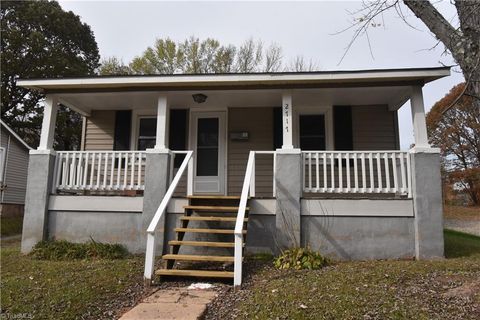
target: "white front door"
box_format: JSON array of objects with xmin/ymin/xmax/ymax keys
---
[{"xmin": 190, "ymin": 111, "xmax": 226, "ymax": 194}]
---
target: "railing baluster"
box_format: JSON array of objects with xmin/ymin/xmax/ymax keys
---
[
  {"xmin": 308, "ymin": 152, "xmax": 312, "ymax": 191},
  {"xmin": 361, "ymin": 153, "xmax": 366, "ymax": 193},
  {"xmin": 123, "ymin": 152, "xmax": 128, "ymax": 189},
  {"xmin": 64, "ymin": 153, "xmax": 69, "ymax": 188},
  {"xmin": 102, "ymin": 152, "xmax": 108, "ymax": 189},
  {"xmin": 353, "ymin": 153, "xmax": 358, "ymax": 192},
  {"xmin": 109, "ymin": 152, "xmax": 115, "ymax": 190},
  {"xmin": 392, "ymin": 153, "xmax": 398, "ymax": 193},
  {"xmin": 368, "ymin": 153, "xmax": 374, "ymax": 193},
  {"xmin": 338, "ymin": 152, "xmax": 342, "ymax": 192},
  {"xmin": 376, "ymin": 152, "xmax": 382, "ymax": 193},
  {"xmin": 400, "ymin": 153, "xmax": 406, "ymax": 194},
  {"xmin": 330, "ymin": 152, "xmax": 335, "ymax": 192},
  {"xmin": 137, "ymin": 152, "xmax": 142, "ymax": 189},
  {"xmin": 323, "ymin": 152, "xmax": 327, "ymax": 192},
  {"xmin": 70, "ymin": 152, "xmax": 76, "ymax": 189},
  {"xmin": 76, "ymin": 153, "xmax": 82, "ymax": 188},
  {"xmin": 346, "ymin": 153, "xmax": 350, "ymax": 192},
  {"xmin": 384, "ymin": 153, "xmax": 390, "ymax": 193},
  {"xmin": 130, "ymin": 152, "xmax": 135, "ymax": 189},
  {"xmin": 116, "ymin": 152, "xmax": 121, "ymax": 189},
  {"xmin": 96, "ymin": 152, "xmax": 101, "ymax": 190},
  {"xmin": 90, "ymin": 152, "xmax": 95, "ymax": 189},
  {"xmin": 82, "ymin": 152, "xmax": 89, "ymax": 189},
  {"xmin": 315, "ymin": 152, "xmax": 319, "ymax": 191}
]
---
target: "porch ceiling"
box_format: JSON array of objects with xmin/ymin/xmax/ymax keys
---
[{"xmin": 54, "ymin": 86, "xmax": 412, "ymax": 115}]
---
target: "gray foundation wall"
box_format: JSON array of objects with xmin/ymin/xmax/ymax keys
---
[
  {"xmin": 162, "ymin": 212, "xmax": 415, "ymax": 260},
  {"xmin": 48, "ymin": 211, "xmax": 144, "ymax": 253},
  {"xmin": 43, "ymin": 198, "xmax": 417, "ymax": 259}
]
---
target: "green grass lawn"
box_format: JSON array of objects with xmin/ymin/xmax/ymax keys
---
[
  {"xmin": 1, "ymin": 216, "xmax": 24, "ymax": 237},
  {"xmin": 226, "ymin": 230, "xmax": 480, "ymax": 320},
  {"xmin": 0, "ymin": 241, "xmax": 146, "ymax": 320}
]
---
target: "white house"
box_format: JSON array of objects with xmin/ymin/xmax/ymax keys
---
[{"xmin": 17, "ymin": 67, "xmax": 448, "ymax": 286}]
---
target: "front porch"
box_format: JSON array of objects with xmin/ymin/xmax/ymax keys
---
[{"xmin": 18, "ymin": 68, "xmax": 447, "ymax": 286}]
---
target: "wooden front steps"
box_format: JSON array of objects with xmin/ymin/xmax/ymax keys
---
[
  {"xmin": 156, "ymin": 269, "xmax": 234, "ymax": 278},
  {"xmin": 155, "ymin": 195, "xmax": 249, "ymax": 280},
  {"xmin": 162, "ymin": 254, "xmax": 235, "ymax": 262},
  {"xmin": 174, "ymin": 227, "xmax": 247, "ymax": 234},
  {"xmin": 183, "ymin": 205, "xmax": 249, "ymax": 212},
  {"xmin": 168, "ymin": 240, "xmax": 238, "ymax": 248},
  {"xmin": 180, "ymin": 216, "xmax": 248, "ymax": 222}
]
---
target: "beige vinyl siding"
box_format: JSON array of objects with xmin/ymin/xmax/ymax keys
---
[
  {"xmin": 84, "ymin": 110, "xmax": 115, "ymax": 151},
  {"xmin": 352, "ymin": 105, "xmax": 398, "ymax": 150},
  {"xmin": 228, "ymin": 107, "xmax": 275, "ymax": 197},
  {"xmin": 1, "ymin": 127, "xmax": 29, "ymax": 204}
]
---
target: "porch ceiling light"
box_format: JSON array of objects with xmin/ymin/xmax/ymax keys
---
[{"xmin": 192, "ymin": 93, "xmax": 207, "ymax": 104}]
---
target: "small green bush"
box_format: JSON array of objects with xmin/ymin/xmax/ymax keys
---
[
  {"xmin": 30, "ymin": 238, "xmax": 129, "ymax": 260},
  {"xmin": 274, "ymin": 247, "xmax": 328, "ymax": 270}
]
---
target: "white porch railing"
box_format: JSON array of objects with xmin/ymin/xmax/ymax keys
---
[
  {"xmin": 144, "ymin": 150, "xmax": 194, "ymax": 283},
  {"xmin": 53, "ymin": 151, "xmax": 147, "ymax": 193},
  {"xmin": 302, "ymin": 151, "xmax": 412, "ymax": 197}
]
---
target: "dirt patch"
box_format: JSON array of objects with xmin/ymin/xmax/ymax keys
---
[
  {"xmin": 443, "ymin": 279, "xmax": 480, "ymax": 299},
  {"xmin": 444, "ymin": 206, "xmax": 480, "ymax": 221}
]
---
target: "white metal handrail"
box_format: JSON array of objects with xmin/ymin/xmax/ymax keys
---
[
  {"xmin": 234, "ymin": 151, "xmax": 255, "ymax": 287},
  {"xmin": 302, "ymin": 151, "xmax": 412, "ymax": 197},
  {"xmin": 144, "ymin": 150, "xmax": 193, "ymax": 282},
  {"xmin": 52, "ymin": 151, "xmax": 147, "ymax": 193}
]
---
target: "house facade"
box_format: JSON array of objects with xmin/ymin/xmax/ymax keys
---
[
  {"xmin": 0, "ymin": 120, "xmax": 32, "ymax": 216},
  {"xmin": 18, "ymin": 67, "xmax": 447, "ymax": 285}
]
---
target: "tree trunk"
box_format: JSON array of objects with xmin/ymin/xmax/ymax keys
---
[{"xmin": 404, "ymin": 0, "xmax": 480, "ymax": 109}]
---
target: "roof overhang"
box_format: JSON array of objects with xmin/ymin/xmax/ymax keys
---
[
  {"xmin": 17, "ymin": 67, "xmax": 450, "ymax": 94},
  {"xmin": 0, "ymin": 120, "xmax": 33, "ymax": 150}
]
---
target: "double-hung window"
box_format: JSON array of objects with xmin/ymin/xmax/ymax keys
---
[{"xmin": 137, "ymin": 117, "xmax": 156, "ymax": 150}]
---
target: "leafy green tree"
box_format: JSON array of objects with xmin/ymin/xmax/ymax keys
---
[
  {"xmin": 1, "ymin": 0, "xmax": 100, "ymax": 149},
  {"xmin": 128, "ymin": 36, "xmax": 256, "ymax": 75},
  {"xmin": 99, "ymin": 57, "xmax": 131, "ymax": 75}
]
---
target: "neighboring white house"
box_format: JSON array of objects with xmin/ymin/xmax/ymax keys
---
[
  {"xmin": 17, "ymin": 67, "xmax": 448, "ymax": 286},
  {"xmin": 0, "ymin": 120, "xmax": 32, "ymax": 216}
]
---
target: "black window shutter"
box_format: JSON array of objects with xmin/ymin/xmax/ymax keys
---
[
  {"xmin": 169, "ymin": 109, "xmax": 188, "ymax": 168},
  {"xmin": 333, "ymin": 106, "xmax": 353, "ymax": 151},
  {"xmin": 273, "ymin": 107, "xmax": 283, "ymax": 149},
  {"xmin": 113, "ymin": 110, "xmax": 132, "ymax": 150}
]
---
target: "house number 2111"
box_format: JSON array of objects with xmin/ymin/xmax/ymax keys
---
[{"xmin": 283, "ymin": 103, "xmax": 289, "ymax": 132}]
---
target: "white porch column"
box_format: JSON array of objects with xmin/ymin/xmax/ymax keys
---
[
  {"xmin": 281, "ymin": 91, "xmax": 294, "ymax": 150},
  {"xmin": 410, "ymin": 86, "xmax": 430, "ymax": 148},
  {"xmin": 37, "ymin": 95, "xmax": 59, "ymax": 151},
  {"xmin": 154, "ymin": 94, "xmax": 169, "ymax": 151}
]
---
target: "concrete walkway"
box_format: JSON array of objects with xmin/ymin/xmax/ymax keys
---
[
  {"xmin": 119, "ymin": 287, "xmax": 217, "ymax": 320},
  {"xmin": 445, "ymin": 219, "xmax": 480, "ymax": 236}
]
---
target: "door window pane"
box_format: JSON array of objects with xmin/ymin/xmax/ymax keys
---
[
  {"xmin": 197, "ymin": 118, "xmax": 219, "ymax": 176},
  {"xmin": 138, "ymin": 118, "xmax": 156, "ymax": 151},
  {"xmin": 299, "ymin": 114, "xmax": 326, "ymax": 150}
]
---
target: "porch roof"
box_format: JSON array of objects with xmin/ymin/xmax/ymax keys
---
[{"xmin": 18, "ymin": 67, "xmax": 450, "ymax": 93}]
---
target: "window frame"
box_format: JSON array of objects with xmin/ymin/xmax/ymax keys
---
[
  {"xmin": 294, "ymin": 105, "xmax": 334, "ymax": 150},
  {"xmin": 135, "ymin": 115, "xmax": 157, "ymax": 151}
]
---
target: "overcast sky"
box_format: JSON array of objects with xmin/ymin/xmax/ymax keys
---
[{"xmin": 58, "ymin": 0, "xmax": 464, "ymax": 149}]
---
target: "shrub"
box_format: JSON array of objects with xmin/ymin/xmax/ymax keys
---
[
  {"xmin": 30, "ymin": 238, "xmax": 129, "ymax": 260},
  {"xmin": 274, "ymin": 247, "xmax": 328, "ymax": 270}
]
